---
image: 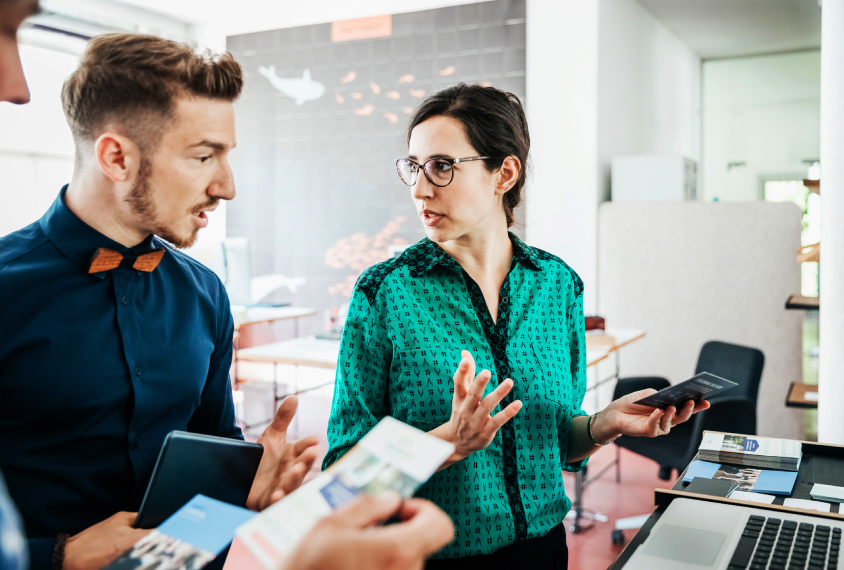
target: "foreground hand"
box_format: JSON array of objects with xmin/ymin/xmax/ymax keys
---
[
  {"xmin": 592, "ymin": 389, "xmax": 711, "ymax": 441},
  {"xmin": 64, "ymin": 512, "xmax": 150, "ymax": 570},
  {"xmin": 247, "ymin": 396, "xmax": 320, "ymax": 511},
  {"xmin": 440, "ymin": 350, "xmax": 523, "ymax": 462},
  {"xmin": 284, "ymin": 494, "xmax": 454, "ymax": 570}
]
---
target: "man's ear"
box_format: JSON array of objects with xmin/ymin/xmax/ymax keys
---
[
  {"xmin": 94, "ymin": 132, "xmax": 140, "ymax": 183},
  {"xmin": 495, "ymin": 156, "xmax": 521, "ymax": 196}
]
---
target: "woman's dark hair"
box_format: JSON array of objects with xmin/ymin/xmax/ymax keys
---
[{"xmin": 405, "ymin": 83, "xmax": 530, "ymax": 227}]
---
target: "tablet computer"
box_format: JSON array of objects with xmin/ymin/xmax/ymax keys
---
[
  {"xmin": 633, "ymin": 372, "xmax": 738, "ymax": 409},
  {"xmin": 134, "ymin": 431, "xmax": 263, "ymax": 529}
]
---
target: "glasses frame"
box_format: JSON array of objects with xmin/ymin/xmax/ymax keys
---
[{"xmin": 396, "ymin": 156, "xmax": 490, "ymax": 188}]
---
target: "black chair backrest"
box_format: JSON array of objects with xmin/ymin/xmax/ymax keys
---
[
  {"xmin": 695, "ymin": 341, "xmax": 764, "ymax": 406},
  {"xmin": 612, "ymin": 376, "xmax": 671, "ymax": 400},
  {"xmin": 681, "ymin": 397, "xmax": 758, "ymax": 464}
]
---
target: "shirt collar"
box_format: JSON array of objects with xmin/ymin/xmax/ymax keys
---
[
  {"xmin": 39, "ymin": 185, "xmax": 159, "ymax": 280},
  {"xmin": 407, "ymin": 232, "xmax": 543, "ymax": 278}
]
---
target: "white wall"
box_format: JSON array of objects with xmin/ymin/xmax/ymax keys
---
[
  {"xmin": 526, "ymin": 0, "xmax": 701, "ymax": 314},
  {"xmin": 702, "ymin": 51, "xmax": 821, "ymax": 202},
  {"xmin": 598, "ymin": 0, "xmax": 701, "ymax": 202},
  {"xmin": 0, "ymin": 45, "xmax": 77, "ymax": 236},
  {"xmin": 525, "ymin": 0, "xmax": 600, "ymax": 312}
]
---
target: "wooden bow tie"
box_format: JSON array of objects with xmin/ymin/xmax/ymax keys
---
[{"xmin": 87, "ymin": 247, "xmax": 166, "ymax": 274}]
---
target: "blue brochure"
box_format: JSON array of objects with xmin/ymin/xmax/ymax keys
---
[
  {"xmin": 104, "ymin": 495, "xmax": 255, "ymax": 569},
  {"xmin": 684, "ymin": 460, "xmax": 797, "ymax": 495}
]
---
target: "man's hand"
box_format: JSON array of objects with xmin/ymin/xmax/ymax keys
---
[
  {"xmin": 430, "ymin": 350, "xmax": 522, "ymax": 469},
  {"xmin": 247, "ymin": 395, "xmax": 319, "ymax": 511},
  {"xmin": 64, "ymin": 512, "xmax": 150, "ymax": 570},
  {"xmin": 284, "ymin": 494, "xmax": 454, "ymax": 570}
]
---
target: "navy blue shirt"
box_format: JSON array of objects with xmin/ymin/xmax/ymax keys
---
[{"xmin": 0, "ymin": 186, "xmax": 241, "ymax": 569}]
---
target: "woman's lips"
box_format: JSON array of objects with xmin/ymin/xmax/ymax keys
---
[{"xmin": 422, "ymin": 212, "xmax": 444, "ymax": 227}]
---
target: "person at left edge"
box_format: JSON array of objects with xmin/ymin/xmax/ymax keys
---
[
  {"xmin": 0, "ymin": 2, "xmax": 39, "ymax": 570},
  {"xmin": 0, "ymin": 34, "xmax": 318, "ymax": 570}
]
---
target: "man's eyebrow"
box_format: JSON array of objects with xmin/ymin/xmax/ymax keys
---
[{"xmin": 190, "ymin": 140, "xmax": 228, "ymax": 151}]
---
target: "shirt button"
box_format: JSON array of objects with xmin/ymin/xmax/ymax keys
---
[
  {"xmin": 121, "ymin": 296, "xmax": 129, "ymax": 305},
  {"xmin": 133, "ymin": 435, "xmax": 141, "ymax": 447},
  {"xmin": 502, "ymin": 297, "xmax": 509, "ymax": 305},
  {"xmin": 135, "ymin": 367, "xmax": 141, "ymax": 377}
]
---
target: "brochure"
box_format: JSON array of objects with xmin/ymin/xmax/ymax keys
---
[
  {"xmin": 224, "ymin": 416, "xmax": 455, "ymax": 570},
  {"xmin": 104, "ymin": 495, "xmax": 255, "ymax": 570},
  {"xmin": 699, "ymin": 433, "xmax": 801, "ymax": 471},
  {"xmin": 683, "ymin": 459, "xmax": 798, "ymax": 495}
]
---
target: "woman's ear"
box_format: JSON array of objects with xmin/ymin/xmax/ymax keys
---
[{"xmin": 495, "ymin": 156, "xmax": 521, "ymax": 196}]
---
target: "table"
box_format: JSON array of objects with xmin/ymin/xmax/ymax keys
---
[
  {"xmin": 232, "ymin": 306, "xmax": 317, "ymax": 335},
  {"xmin": 609, "ymin": 432, "xmax": 844, "ymax": 569},
  {"xmin": 786, "ymin": 382, "xmax": 819, "ymax": 409},
  {"xmin": 569, "ymin": 329, "xmax": 647, "ymax": 534}
]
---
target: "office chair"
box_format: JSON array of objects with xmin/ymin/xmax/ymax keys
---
[
  {"xmin": 614, "ymin": 340, "xmax": 764, "ymax": 479},
  {"xmin": 609, "ymin": 340, "xmax": 764, "ymax": 544}
]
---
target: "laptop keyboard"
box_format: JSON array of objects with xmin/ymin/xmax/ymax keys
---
[{"xmin": 727, "ymin": 515, "xmax": 842, "ymax": 570}]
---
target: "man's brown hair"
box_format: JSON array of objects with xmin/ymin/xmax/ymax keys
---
[{"xmin": 61, "ymin": 33, "xmax": 243, "ymax": 151}]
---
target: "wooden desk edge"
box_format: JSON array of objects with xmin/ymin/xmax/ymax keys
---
[
  {"xmin": 609, "ymin": 331, "xmax": 647, "ymax": 353},
  {"xmin": 654, "ymin": 488, "xmax": 844, "ymax": 523}
]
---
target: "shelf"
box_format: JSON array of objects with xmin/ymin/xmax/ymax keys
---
[{"xmin": 785, "ymin": 294, "xmax": 820, "ymax": 310}]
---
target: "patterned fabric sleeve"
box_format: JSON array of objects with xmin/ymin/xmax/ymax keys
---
[
  {"xmin": 560, "ymin": 275, "xmax": 590, "ymax": 473},
  {"xmin": 322, "ymin": 283, "xmax": 392, "ymax": 470}
]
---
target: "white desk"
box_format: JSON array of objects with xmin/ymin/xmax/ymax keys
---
[
  {"xmin": 231, "ymin": 306, "xmax": 317, "ymax": 333},
  {"xmin": 236, "ymin": 336, "xmax": 340, "ymax": 370}
]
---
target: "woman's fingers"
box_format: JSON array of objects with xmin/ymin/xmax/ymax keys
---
[
  {"xmin": 463, "ymin": 369, "xmax": 493, "ymax": 412},
  {"xmin": 452, "ymin": 355, "xmax": 471, "ymax": 401},
  {"xmin": 659, "ymin": 406, "xmax": 676, "ymax": 433},
  {"xmin": 672, "ymin": 400, "xmax": 695, "ymax": 425},
  {"xmin": 489, "ymin": 400, "xmax": 523, "ymax": 431},
  {"xmin": 478, "ymin": 378, "xmax": 513, "ymax": 416}
]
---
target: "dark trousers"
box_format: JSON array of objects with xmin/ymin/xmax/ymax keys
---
[{"xmin": 425, "ymin": 524, "xmax": 568, "ymax": 570}]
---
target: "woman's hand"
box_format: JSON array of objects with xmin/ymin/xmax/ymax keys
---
[
  {"xmin": 591, "ymin": 389, "xmax": 711, "ymax": 442},
  {"xmin": 430, "ymin": 350, "xmax": 523, "ymax": 468}
]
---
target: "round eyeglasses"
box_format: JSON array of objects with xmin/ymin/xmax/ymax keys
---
[{"xmin": 396, "ymin": 156, "xmax": 489, "ymax": 188}]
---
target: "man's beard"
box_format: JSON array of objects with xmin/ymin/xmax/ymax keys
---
[{"xmin": 126, "ymin": 156, "xmax": 202, "ymax": 249}]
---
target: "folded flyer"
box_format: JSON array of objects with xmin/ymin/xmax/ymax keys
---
[
  {"xmin": 684, "ymin": 459, "xmax": 798, "ymax": 495},
  {"xmin": 225, "ymin": 416, "xmax": 455, "ymax": 570},
  {"xmin": 104, "ymin": 495, "xmax": 255, "ymax": 570}
]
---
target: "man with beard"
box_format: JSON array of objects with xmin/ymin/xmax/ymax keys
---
[{"xmin": 0, "ymin": 29, "xmax": 453, "ymax": 570}]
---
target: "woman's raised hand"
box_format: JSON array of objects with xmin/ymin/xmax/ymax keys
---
[{"xmin": 439, "ymin": 350, "xmax": 523, "ymax": 462}]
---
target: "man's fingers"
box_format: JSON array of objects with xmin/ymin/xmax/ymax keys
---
[
  {"xmin": 489, "ymin": 399, "xmax": 523, "ymax": 431},
  {"xmin": 329, "ymin": 493, "xmax": 403, "ymax": 529},
  {"xmin": 266, "ymin": 396, "xmax": 299, "ymax": 436},
  {"xmin": 293, "ymin": 434, "xmax": 320, "ymax": 455},
  {"xmin": 478, "ymin": 379, "xmax": 513, "ymax": 416},
  {"xmin": 377, "ymin": 499, "xmax": 456, "ymax": 557}
]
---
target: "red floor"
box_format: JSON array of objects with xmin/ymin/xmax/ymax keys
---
[
  {"xmin": 247, "ymin": 390, "xmax": 671, "ymax": 570},
  {"xmin": 563, "ymin": 446, "xmax": 669, "ymax": 570}
]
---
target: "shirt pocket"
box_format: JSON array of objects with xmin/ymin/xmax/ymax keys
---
[{"xmin": 397, "ymin": 347, "xmax": 462, "ymax": 431}]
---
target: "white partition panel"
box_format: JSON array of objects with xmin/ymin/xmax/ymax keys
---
[{"xmin": 598, "ymin": 202, "xmax": 804, "ymax": 439}]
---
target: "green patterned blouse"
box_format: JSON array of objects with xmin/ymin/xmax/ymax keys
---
[{"xmin": 323, "ymin": 233, "xmax": 589, "ymax": 559}]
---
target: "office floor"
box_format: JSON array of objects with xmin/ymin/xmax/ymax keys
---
[{"xmin": 238, "ymin": 366, "xmax": 669, "ymax": 570}]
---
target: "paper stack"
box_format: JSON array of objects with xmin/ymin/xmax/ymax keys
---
[
  {"xmin": 810, "ymin": 484, "xmax": 844, "ymax": 503},
  {"xmin": 699, "ymin": 433, "xmax": 802, "ymax": 472}
]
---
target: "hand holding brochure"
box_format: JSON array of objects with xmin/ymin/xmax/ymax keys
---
[
  {"xmin": 225, "ymin": 417, "xmax": 455, "ymax": 570},
  {"xmin": 699, "ymin": 433, "xmax": 802, "ymax": 471},
  {"xmin": 633, "ymin": 372, "xmax": 738, "ymax": 409},
  {"xmin": 104, "ymin": 495, "xmax": 255, "ymax": 570}
]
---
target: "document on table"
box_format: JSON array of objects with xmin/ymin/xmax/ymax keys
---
[
  {"xmin": 784, "ymin": 498, "xmax": 831, "ymax": 513},
  {"xmin": 729, "ymin": 490, "xmax": 776, "ymax": 504}
]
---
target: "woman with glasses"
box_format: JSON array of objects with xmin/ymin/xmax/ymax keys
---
[{"xmin": 323, "ymin": 83, "xmax": 709, "ymax": 569}]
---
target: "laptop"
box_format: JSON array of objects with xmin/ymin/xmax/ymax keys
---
[{"xmin": 624, "ymin": 497, "xmax": 842, "ymax": 570}]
